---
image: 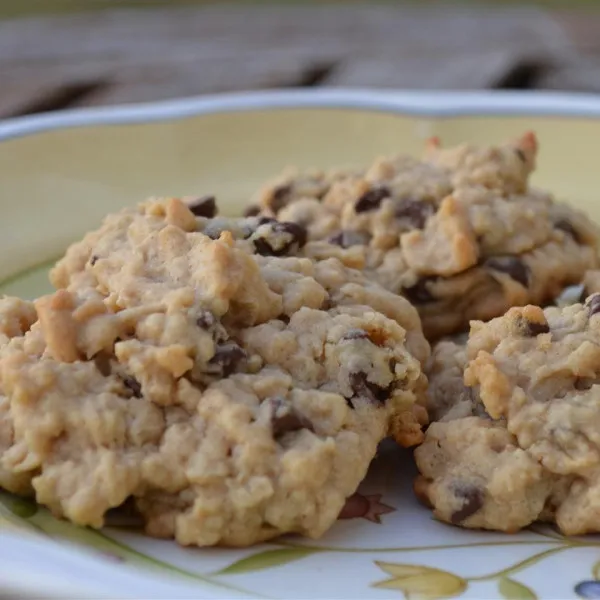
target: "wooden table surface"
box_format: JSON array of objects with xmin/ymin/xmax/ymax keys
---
[{"xmin": 2, "ymin": 3, "xmax": 600, "ymax": 119}]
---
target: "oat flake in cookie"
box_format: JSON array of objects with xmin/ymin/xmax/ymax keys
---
[
  {"xmin": 0, "ymin": 197, "xmax": 428, "ymax": 547},
  {"xmin": 416, "ymin": 300, "xmax": 600, "ymax": 535},
  {"xmin": 251, "ymin": 133, "xmax": 599, "ymax": 339}
]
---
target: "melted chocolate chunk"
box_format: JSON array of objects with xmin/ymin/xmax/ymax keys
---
[
  {"xmin": 188, "ymin": 196, "xmax": 217, "ymax": 218},
  {"xmin": 196, "ymin": 309, "xmax": 217, "ymax": 329},
  {"xmin": 123, "ymin": 376, "xmax": 142, "ymax": 398},
  {"xmin": 270, "ymin": 184, "xmax": 292, "ymax": 213},
  {"xmin": 348, "ymin": 371, "xmax": 391, "ymax": 406},
  {"xmin": 588, "ymin": 294, "xmax": 600, "ymax": 317},
  {"xmin": 89, "ymin": 254, "xmax": 99, "ymax": 266},
  {"xmin": 486, "ymin": 256, "xmax": 530, "ymax": 287},
  {"xmin": 517, "ymin": 316, "xmax": 550, "ymax": 337},
  {"xmin": 341, "ymin": 328, "xmax": 369, "ymax": 341},
  {"xmin": 394, "ymin": 198, "xmax": 436, "ymax": 229},
  {"xmin": 267, "ymin": 397, "xmax": 314, "ymax": 439},
  {"xmin": 354, "ymin": 186, "xmax": 390, "ymax": 213},
  {"xmin": 402, "ymin": 278, "xmax": 436, "ymax": 304},
  {"xmin": 257, "ymin": 216, "xmax": 277, "ymax": 226},
  {"xmin": 328, "ymin": 230, "xmax": 371, "ymax": 248},
  {"xmin": 243, "ymin": 205, "xmax": 261, "ymax": 218},
  {"xmin": 515, "ymin": 148, "xmax": 527, "ymax": 163},
  {"xmin": 450, "ymin": 483, "xmax": 484, "ymax": 524},
  {"xmin": 253, "ymin": 222, "xmax": 308, "ymax": 256},
  {"xmin": 209, "ymin": 343, "xmax": 247, "ymax": 377},
  {"xmin": 555, "ymin": 219, "xmax": 581, "ymax": 244}
]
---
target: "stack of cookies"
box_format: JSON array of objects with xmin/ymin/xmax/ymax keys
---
[
  {"xmin": 0, "ymin": 131, "xmax": 597, "ymax": 546},
  {"xmin": 251, "ymin": 133, "xmax": 597, "ymax": 339},
  {"xmin": 248, "ymin": 132, "xmax": 600, "ymax": 536}
]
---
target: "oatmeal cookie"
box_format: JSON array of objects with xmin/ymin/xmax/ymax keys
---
[
  {"xmin": 250, "ymin": 134, "xmax": 598, "ymax": 338},
  {"xmin": 0, "ymin": 197, "xmax": 428, "ymax": 547},
  {"xmin": 416, "ymin": 299, "xmax": 600, "ymax": 535}
]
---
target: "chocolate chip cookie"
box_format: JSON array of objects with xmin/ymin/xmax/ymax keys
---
[
  {"xmin": 0, "ymin": 197, "xmax": 429, "ymax": 547},
  {"xmin": 416, "ymin": 299, "xmax": 600, "ymax": 535},
  {"xmin": 250, "ymin": 133, "xmax": 599, "ymax": 339}
]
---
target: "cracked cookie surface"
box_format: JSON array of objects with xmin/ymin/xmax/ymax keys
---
[
  {"xmin": 250, "ymin": 134, "xmax": 599, "ymax": 338},
  {"xmin": 0, "ymin": 197, "xmax": 428, "ymax": 547}
]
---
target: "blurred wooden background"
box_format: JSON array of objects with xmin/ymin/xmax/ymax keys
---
[{"xmin": 2, "ymin": 1, "xmax": 600, "ymax": 118}]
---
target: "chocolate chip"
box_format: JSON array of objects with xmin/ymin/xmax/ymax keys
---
[
  {"xmin": 574, "ymin": 377, "xmax": 597, "ymax": 391},
  {"xmin": 588, "ymin": 294, "xmax": 600, "ymax": 317},
  {"xmin": 555, "ymin": 219, "xmax": 581, "ymax": 243},
  {"xmin": 270, "ymin": 184, "xmax": 292, "ymax": 213},
  {"xmin": 402, "ymin": 278, "xmax": 436, "ymax": 304},
  {"xmin": 188, "ymin": 196, "xmax": 217, "ymax": 218},
  {"xmin": 253, "ymin": 222, "xmax": 308, "ymax": 256},
  {"xmin": 268, "ymin": 396, "xmax": 314, "ymax": 439},
  {"xmin": 355, "ymin": 186, "xmax": 390, "ymax": 213},
  {"xmin": 253, "ymin": 239, "xmax": 274, "ymax": 256},
  {"xmin": 257, "ymin": 216, "xmax": 276, "ymax": 226},
  {"xmin": 517, "ymin": 316, "xmax": 550, "ymax": 336},
  {"xmin": 93, "ymin": 352, "xmax": 112, "ymax": 377},
  {"xmin": 579, "ymin": 286, "xmax": 589, "ymax": 304},
  {"xmin": 450, "ymin": 484, "xmax": 484, "ymax": 524},
  {"xmin": 196, "ymin": 309, "xmax": 217, "ymax": 329},
  {"xmin": 89, "ymin": 255, "xmax": 99, "ymax": 266},
  {"xmin": 278, "ymin": 314, "xmax": 291, "ymax": 324},
  {"xmin": 282, "ymin": 222, "xmax": 307, "ymax": 248},
  {"xmin": 515, "ymin": 149, "xmax": 527, "ymax": 163},
  {"xmin": 123, "ymin": 376, "xmax": 142, "ymax": 398},
  {"xmin": 348, "ymin": 371, "xmax": 391, "ymax": 406},
  {"xmin": 341, "ymin": 328, "xmax": 369, "ymax": 341},
  {"xmin": 209, "ymin": 343, "xmax": 247, "ymax": 377},
  {"xmin": 486, "ymin": 256, "xmax": 530, "ymax": 287},
  {"xmin": 394, "ymin": 198, "xmax": 436, "ymax": 229},
  {"xmin": 244, "ymin": 205, "xmax": 261, "ymax": 217},
  {"xmin": 328, "ymin": 230, "xmax": 371, "ymax": 248}
]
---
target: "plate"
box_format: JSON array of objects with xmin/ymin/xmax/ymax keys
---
[{"xmin": 2, "ymin": 90, "xmax": 600, "ymax": 600}]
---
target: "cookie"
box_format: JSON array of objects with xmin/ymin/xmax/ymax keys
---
[
  {"xmin": 0, "ymin": 197, "xmax": 428, "ymax": 547},
  {"xmin": 250, "ymin": 134, "xmax": 599, "ymax": 339},
  {"xmin": 416, "ymin": 299, "xmax": 600, "ymax": 535},
  {"xmin": 424, "ymin": 339, "xmax": 486, "ymax": 422}
]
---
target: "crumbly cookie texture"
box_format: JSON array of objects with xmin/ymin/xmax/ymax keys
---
[
  {"xmin": 250, "ymin": 133, "xmax": 599, "ymax": 338},
  {"xmin": 424, "ymin": 339, "xmax": 486, "ymax": 423},
  {"xmin": 0, "ymin": 197, "xmax": 429, "ymax": 547},
  {"xmin": 416, "ymin": 298, "xmax": 600, "ymax": 535}
]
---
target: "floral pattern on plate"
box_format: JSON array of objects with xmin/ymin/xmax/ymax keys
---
[{"xmin": 2, "ymin": 444, "xmax": 600, "ymax": 599}]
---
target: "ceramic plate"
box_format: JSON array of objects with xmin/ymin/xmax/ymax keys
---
[{"xmin": 2, "ymin": 90, "xmax": 600, "ymax": 600}]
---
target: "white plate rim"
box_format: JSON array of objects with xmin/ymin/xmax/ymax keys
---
[
  {"xmin": 3, "ymin": 88, "xmax": 600, "ymax": 143},
  {"xmin": 2, "ymin": 87, "xmax": 600, "ymax": 599}
]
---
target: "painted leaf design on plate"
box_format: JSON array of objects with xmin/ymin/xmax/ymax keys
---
[
  {"xmin": 0, "ymin": 494, "xmax": 254, "ymax": 596},
  {"xmin": 3, "ymin": 496, "xmax": 38, "ymax": 519},
  {"xmin": 498, "ymin": 577, "xmax": 537, "ymax": 600},
  {"xmin": 217, "ymin": 547, "xmax": 321, "ymax": 575},
  {"xmin": 373, "ymin": 561, "xmax": 467, "ymax": 599}
]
